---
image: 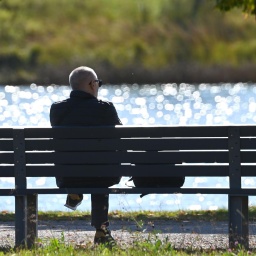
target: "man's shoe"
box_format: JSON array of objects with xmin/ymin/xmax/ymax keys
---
[
  {"xmin": 94, "ymin": 227, "xmax": 116, "ymax": 248},
  {"xmin": 64, "ymin": 194, "xmax": 83, "ymax": 210}
]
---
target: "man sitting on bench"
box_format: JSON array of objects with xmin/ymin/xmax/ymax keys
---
[{"xmin": 50, "ymin": 66, "xmax": 122, "ymax": 247}]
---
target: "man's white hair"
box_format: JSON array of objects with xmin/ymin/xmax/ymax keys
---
[{"xmin": 69, "ymin": 66, "xmax": 97, "ymax": 90}]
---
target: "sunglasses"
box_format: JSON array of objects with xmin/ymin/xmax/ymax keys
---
[{"xmin": 95, "ymin": 79, "xmax": 103, "ymax": 87}]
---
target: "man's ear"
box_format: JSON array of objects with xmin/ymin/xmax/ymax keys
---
[{"xmin": 89, "ymin": 81, "xmax": 94, "ymax": 91}]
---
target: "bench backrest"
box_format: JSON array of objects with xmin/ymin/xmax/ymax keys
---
[{"xmin": 1, "ymin": 125, "xmax": 256, "ymax": 191}]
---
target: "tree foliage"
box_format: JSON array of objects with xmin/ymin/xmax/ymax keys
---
[
  {"xmin": 215, "ymin": 0, "xmax": 256, "ymax": 15},
  {"xmin": 0, "ymin": 0, "xmax": 256, "ymax": 84}
]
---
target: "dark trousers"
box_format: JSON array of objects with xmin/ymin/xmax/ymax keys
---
[
  {"xmin": 91, "ymin": 193, "xmax": 109, "ymax": 228},
  {"xmin": 56, "ymin": 176, "xmax": 121, "ymax": 229}
]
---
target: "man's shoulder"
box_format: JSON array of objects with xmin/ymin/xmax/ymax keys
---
[
  {"xmin": 51, "ymin": 99, "xmax": 69, "ymax": 108},
  {"xmin": 97, "ymin": 99, "xmax": 115, "ymax": 108},
  {"xmin": 97, "ymin": 100, "xmax": 119, "ymax": 114}
]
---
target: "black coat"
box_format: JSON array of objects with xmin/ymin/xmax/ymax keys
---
[
  {"xmin": 50, "ymin": 90, "xmax": 122, "ymax": 187},
  {"xmin": 50, "ymin": 90, "xmax": 121, "ymax": 126}
]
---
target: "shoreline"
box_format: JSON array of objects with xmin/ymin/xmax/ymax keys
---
[{"xmin": 1, "ymin": 64, "xmax": 256, "ymax": 86}]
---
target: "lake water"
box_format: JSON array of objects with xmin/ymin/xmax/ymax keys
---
[{"xmin": 1, "ymin": 82, "xmax": 256, "ymax": 212}]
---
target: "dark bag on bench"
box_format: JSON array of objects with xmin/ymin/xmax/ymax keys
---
[
  {"xmin": 132, "ymin": 176, "xmax": 185, "ymax": 188},
  {"xmin": 130, "ymin": 176, "xmax": 185, "ymax": 197}
]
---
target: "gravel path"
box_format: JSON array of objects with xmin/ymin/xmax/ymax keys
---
[{"xmin": 1, "ymin": 219, "xmax": 256, "ymax": 250}]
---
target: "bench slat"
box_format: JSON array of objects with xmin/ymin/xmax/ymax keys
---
[
  {"xmin": 0, "ymin": 140, "xmax": 13, "ymax": 151},
  {"xmin": 241, "ymin": 151, "xmax": 256, "ymax": 162},
  {"xmin": 48, "ymin": 138, "xmax": 228, "ymax": 151},
  {"xmin": 0, "ymin": 166, "xmax": 14, "ymax": 176},
  {"xmin": 24, "ymin": 138, "xmax": 228, "ymax": 151},
  {"xmin": 25, "ymin": 165, "xmax": 230, "ymax": 177},
  {"xmin": 6, "ymin": 165, "xmax": 256, "ymax": 178},
  {"xmin": 242, "ymin": 165, "xmax": 256, "ymax": 176},
  {"xmin": 240, "ymin": 138, "xmax": 256, "ymax": 149},
  {"xmin": 2, "ymin": 188, "xmax": 256, "ymax": 196},
  {"xmin": 239, "ymin": 126, "xmax": 256, "ymax": 136},
  {"xmin": 23, "ymin": 138, "xmax": 256, "ymax": 151},
  {"xmin": 45, "ymin": 126, "xmax": 230, "ymax": 139},
  {"xmin": 25, "ymin": 140, "xmax": 53, "ymax": 150},
  {"xmin": 0, "ymin": 129, "xmax": 13, "ymax": 138},
  {"xmin": 24, "ymin": 128, "xmax": 53, "ymax": 138},
  {"xmin": 0, "ymin": 153, "xmax": 14, "ymax": 163},
  {"xmin": 25, "ymin": 151, "xmax": 229, "ymax": 164},
  {"xmin": 21, "ymin": 126, "xmax": 256, "ymax": 139}
]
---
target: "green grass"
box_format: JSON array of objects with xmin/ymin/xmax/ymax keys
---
[
  {"xmin": 0, "ymin": 207, "xmax": 253, "ymax": 222},
  {"xmin": 0, "ymin": 233, "xmax": 253, "ymax": 255},
  {"xmin": 3, "ymin": 245, "xmax": 252, "ymax": 256},
  {"xmin": 1, "ymin": 209, "xmax": 256, "ymax": 255}
]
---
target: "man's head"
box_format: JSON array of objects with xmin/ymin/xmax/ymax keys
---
[{"xmin": 69, "ymin": 66, "xmax": 101, "ymax": 97}]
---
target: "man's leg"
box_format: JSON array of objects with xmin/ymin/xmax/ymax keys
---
[
  {"xmin": 56, "ymin": 177, "xmax": 84, "ymax": 210},
  {"xmin": 91, "ymin": 194, "xmax": 109, "ymax": 228},
  {"xmin": 65, "ymin": 194, "xmax": 83, "ymax": 210},
  {"xmin": 91, "ymin": 177, "xmax": 121, "ymax": 228},
  {"xmin": 91, "ymin": 193, "xmax": 116, "ymax": 247}
]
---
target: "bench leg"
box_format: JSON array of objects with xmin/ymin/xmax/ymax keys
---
[
  {"xmin": 15, "ymin": 196, "xmax": 27, "ymax": 248},
  {"xmin": 228, "ymin": 195, "xmax": 249, "ymax": 249},
  {"xmin": 27, "ymin": 194, "xmax": 38, "ymax": 248}
]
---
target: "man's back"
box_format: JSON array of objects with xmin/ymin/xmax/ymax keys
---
[
  {"xmin": 50, "ymin": 90, "xmax": 121, "ymax": 126},
  {"xmin": 50, "ymin": 90, "xmax": 122, "ymax": 188}
]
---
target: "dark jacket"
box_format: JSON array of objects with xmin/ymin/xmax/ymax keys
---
[
  {"xmin": 50, "ymin": 90, "xmax": 122, "ymax": 187},
  {"xmin": 50, "ymin": 90, "xmax": 121, "ymax": 126}
]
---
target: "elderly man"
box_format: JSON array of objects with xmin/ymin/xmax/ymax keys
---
[{"xmin": 50, "ymin": 66, "xmax": 122, "ymax": 247}]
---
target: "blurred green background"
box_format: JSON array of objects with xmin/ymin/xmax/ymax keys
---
[{"xmin": 1, "ymin": 0, "xmax": 256, "ymax": 85}]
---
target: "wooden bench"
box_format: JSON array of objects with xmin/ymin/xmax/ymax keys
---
[{"xmin": 0, "ymin": 125, "xmax": 256, "ymax": 249}]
